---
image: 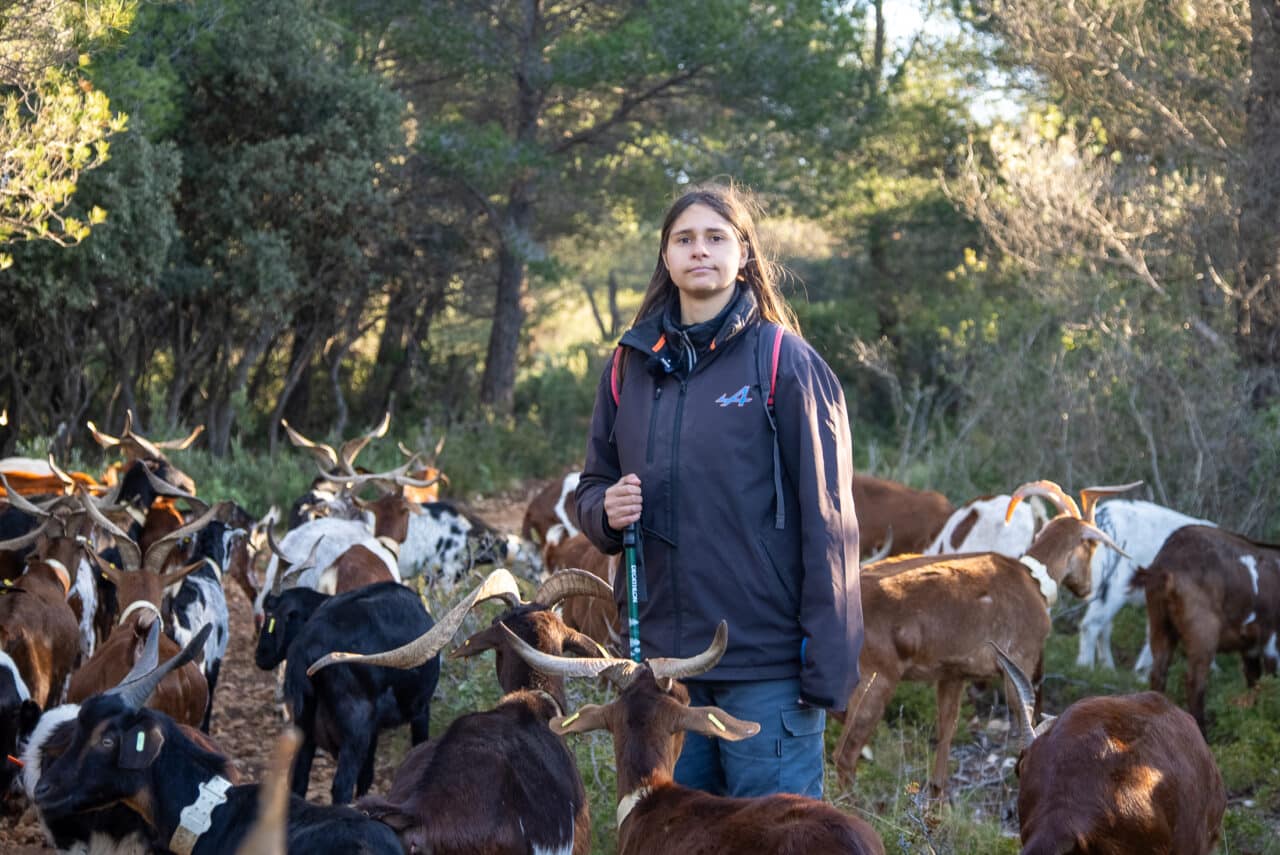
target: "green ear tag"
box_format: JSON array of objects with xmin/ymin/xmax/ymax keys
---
[
  {"xmin": 136, "ymin": 732, "xmax": 146, "ymax": 752},
  {"xmin": 560, "ymin": 712, "xmax": 581, "ymax": 728},
  {"xmin": 268, "ymin": 617, "xmax": 275, "ymax": 634}
]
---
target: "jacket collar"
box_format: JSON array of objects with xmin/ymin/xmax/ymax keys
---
[{"xmin": 619, "ymin": 287, "xmax": 759, "ymax": 364}]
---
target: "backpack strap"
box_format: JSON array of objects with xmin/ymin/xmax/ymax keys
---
[
  {"xmin": 757, "ymin": 324, "xmax": 787, "ymax": 529},
  {"xmin": 610, "ymin": 346, "xmax": 624, "ymax": 407}
]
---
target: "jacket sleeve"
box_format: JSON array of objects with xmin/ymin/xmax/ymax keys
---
[
  {"xmin": 773, "ymin": 334, "xmax": 863, "ymax": 711},
  {"xmin": 575, "ymin": 350, "xmax": 626, "ymax": 556}
]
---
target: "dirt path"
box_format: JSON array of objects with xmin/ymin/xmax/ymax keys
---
[{"xmin": 0, "ymin": 486, "xmax": 539, "ymax": 852}]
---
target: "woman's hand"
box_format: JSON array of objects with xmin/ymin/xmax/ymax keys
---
[{"xmin": 604, "ymin": 473, "xmax": 643, "ymax": 531}]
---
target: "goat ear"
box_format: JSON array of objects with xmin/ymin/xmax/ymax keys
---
[
  {"xmin": 119, "ymin": 722, "xmax": 165, "ymax": 769},
  {"xmin": 19, "ymin": 699, "xmax": 42, "ymax": 734},
  {"xmin": 551, "ymin": 704, "xmax": 608, "ymax": 736},
  {"xmin": 448, "ymin": 625, "xmax": 502, "ymax": 659},
  {"xmin": 680, "ymin": 705, "xmax": 760, "ymax": 742},
  {"xmin": 356, "ymin": 796, "xmax": 416, "ymax": 832}
]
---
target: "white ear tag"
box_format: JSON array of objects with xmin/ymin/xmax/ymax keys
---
[{"xmin": 136, "ymin": 732, "xmax": 146, "ymax": 752}]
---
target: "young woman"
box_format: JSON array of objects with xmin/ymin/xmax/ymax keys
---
[{"xmin": 575, "ymin": 182, "xmax": 863, "ymax": 799}]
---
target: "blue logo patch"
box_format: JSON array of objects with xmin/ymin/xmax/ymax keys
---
[{"xmin": 716, "ymin": 386, "xmax": 753, "ymax": 407}]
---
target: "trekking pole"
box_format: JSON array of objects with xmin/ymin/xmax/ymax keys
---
[{"xmin": 623, "ymin": 522, "xmax": 642, "ymax": 663}]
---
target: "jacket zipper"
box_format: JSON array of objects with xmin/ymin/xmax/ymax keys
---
[{"xmin": 670, "ymin": 379, "xmax": 688, "ymax": 655}]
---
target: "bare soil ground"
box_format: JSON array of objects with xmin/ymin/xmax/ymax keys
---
[{"xmin": 0, "ymin": 488, "xmax": 536, "ymax": 853}]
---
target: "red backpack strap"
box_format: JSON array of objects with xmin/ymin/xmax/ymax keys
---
[
  {"xmin": 610, "ymin": 345, "xmax": 624, "ymax": 407},
  {"xmin": 766, "ymin": 325, "xmax": 784, "ymax": 408}
]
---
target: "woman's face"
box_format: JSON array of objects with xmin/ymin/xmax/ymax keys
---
[{"xmin": 662, "ymin": 203, "xmax": 747, "ymax": 319}]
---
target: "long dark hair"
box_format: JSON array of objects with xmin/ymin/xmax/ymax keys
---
[{"xmin": 633, "ymin": 182, "xmax": 800, "ymax": 333}]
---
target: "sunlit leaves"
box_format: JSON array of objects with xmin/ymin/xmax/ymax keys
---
[{"xmin": 0, "ymin": 67, "xmax": 126, "ymax": 250}]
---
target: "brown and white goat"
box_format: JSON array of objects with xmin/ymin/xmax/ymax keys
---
[
  {"xmin": 502, "ymin": 622, "xmax": 886, "ymax": 855},
  {"xmin": 1139, "ymin": 524, "xmax": 1280, "ymax": 732},
  {"xmin": 852, "ymin": 474, "xmax": 955, "ymax": 557},
  {"xmin": 992, "ymin": 644, "xmax": 1225, "ymax": 855},
  {"xmin": 833, "ymin": 480, "xmax": 1136, "ymax": 796},
  {"xmin": 67, "ymin": 499, "xmax": 222, "ymax": 726},
  {"xmin": 522, "ymin": 470, "xmax": 581, "ymax": 544}
]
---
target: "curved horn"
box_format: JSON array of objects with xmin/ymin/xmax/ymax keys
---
[
  {"xmin": 496, "ymin": 622, "xmax": 633, "ymax": 680},
  {"xmin": 648, "ymin": 620, "xmax": 728, "ymax": 681},
  {"xmin": 87, "ymin": 419, "xmax": 122, "ymax": 449},
  {"xmin": 280, "ymin": 420, "xmax": 341, "ymax": 473},
  {"xmin": 1080, "ymin": 523, "xmax": 1132, "ymax": 561},
  {"xmin": 336, "ymin": 412, "xmax": 391, "ymax": 473},
  {"xmin": 1006, "ymin": 480, "xmax": 1080, "ymax": 522},
  {"xmin": 119, "ymin": 412, "xmax": 166, "ymax": 461},
  {"xmin": 864, "ymin": 528, "xmax": 893, "ymax": 564},
  {"xmin": 141, "ymin": 502, "xmax": 226, "ymax": 576},
  {"xmin": 111, "ymin": 623, "xmax": 213, "ymax": 712},
  {"xmin": 307, "ymin": 568, "xmax": 522, "ymax": 674},
  {"xmin": 141, "ymin": 465, "xmax": 209, "ymax": 513},
  {"xmin": 265, "ymin": 526, "xmax": 291, "ymax": 561},
  {"xmin": 154, "ymin": 424, "xmax": 205, "ymax": 451},
  {"xmin": 1079, "ymin": 481, "xmax": 1144, "ymax": 523},
  {"xmin": 43, "ymin": 455, "xmax": 76, "ymax": 493},
  {"xmin": 78, "ymin": 486, "xmax": 142, "ymax": 571},
  {"xmin": 532, "ymin": 568, "xmax": 613, "ymax": 607},
  {"xmin": 318, "ymin": 460, "xmax": 440, "ymax": 490},
  {"xmin": 988, "ymin": 641, "xmax": 1038, "ymax": 749},
  {"xmin": 0, "ymin": 473, "xmax": 52, "ymax": 517}
]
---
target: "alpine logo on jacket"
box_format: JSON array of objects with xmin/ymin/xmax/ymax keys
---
[{"xmin": 716, "ymin": 385, "xmax": 754, "ymax": 407}]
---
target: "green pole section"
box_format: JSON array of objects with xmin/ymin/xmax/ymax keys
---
[{"xmin": 623, "ymin": 523, "xmax": 642, "ymax": 662}]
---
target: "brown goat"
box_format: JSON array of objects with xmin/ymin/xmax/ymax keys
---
[
  {"xmin": 993, "ymin": 644, "xmax": 1226, "ymax": 855},
  {"xmin": 1140, "ymin": 524, "xmax": 1280, "ymax": 731},
  {"xmin": 502, "ymin": 623, "xmax": 885, "ymax": 855},
  {"xmin": 853, "ymin": 474, "xmax": 954, "ymax": 556},
  {"xmin": 67, "ymin": 611, "xmax": 210, "ymax": 728},
  {"xmin": 541, "ymin": 526, "xmax": 620, "ymax": 652},
  {"xmin": 833, "ymin": 480, "xmax": 1136, "ymax": 796}
]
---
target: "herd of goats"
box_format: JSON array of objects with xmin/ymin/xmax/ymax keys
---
[{"xmin": 0, "ymin": 412, "xmax": 1274, "ymax": 854}]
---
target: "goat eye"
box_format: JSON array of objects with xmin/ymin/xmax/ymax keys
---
[{"xmin": 100, "ymin": 735, "xmax": 115, "ymax": 749}]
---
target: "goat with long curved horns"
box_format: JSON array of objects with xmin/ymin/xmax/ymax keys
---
[{"xmin": 500, "ymin": 621, "xmax": 886, "ymax": 855}]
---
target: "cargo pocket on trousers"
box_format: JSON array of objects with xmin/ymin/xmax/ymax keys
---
[{"xmin": 778, "ymin": 706, "xmax": 826, "ymax": 797}]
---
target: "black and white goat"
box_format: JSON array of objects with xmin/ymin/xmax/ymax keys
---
[{"xmin": 165, "ymin": 519, "xmax": 240, "ymax": 732}]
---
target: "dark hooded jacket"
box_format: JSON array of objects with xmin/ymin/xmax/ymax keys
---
[{"xmin": 576, "ymin": 288, "xmax": 863, "ymax": 709}]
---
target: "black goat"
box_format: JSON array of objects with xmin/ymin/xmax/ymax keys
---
[
  {"xmin": 254, "ymin": 581, "xmax": 436, "ymax": 804},
  {"xmin": 33, "ymin": 623, "xmax": 400, "ymax": 854}
]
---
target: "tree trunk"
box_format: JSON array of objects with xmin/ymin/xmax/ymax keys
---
[
  {"xmin": 1240, "ymin": 0, "xmax": 1280, "ymax": 370},
  {"xmin": 268, "ymin": 329, "xmax": 325, "ymax": 457},
  {"xmin": 479, "ymin": 198, "xmax": 533, "ymax": 413}
]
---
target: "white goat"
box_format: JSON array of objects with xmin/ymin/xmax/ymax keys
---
[{"xmin": 1076, "ymin": 499, "xmax": 1216, "ymax": 670}]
